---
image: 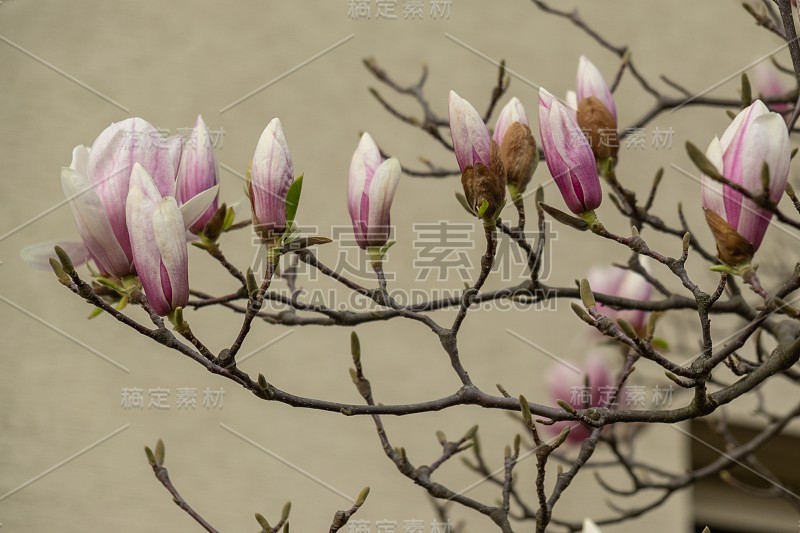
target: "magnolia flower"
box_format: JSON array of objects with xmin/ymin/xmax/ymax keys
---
[
  {"xmin": 348, "ymin": 133, "xmax": 401, "ymax": 250},
  {"xmin": 449, "ymin": 91, "xmax": 505, "ymax": 220},
  {"xmin": 576, "ymin": 55, "xmax": 616, "ymax": 120},
  {"xmin": 752, "ymin": 62, "xmax": 791, "ymax": 113},
  {"xmin": 126, "ymin": 164, "xmax": 189, "ymax": 316},
  {"xmin": 538, "ymin": 88, "xmax": 602, "ymax": 214},
  {"xmin": 545, "ymin": 353, "xmax": 613, "ymax": 444},
  {"xmin": 249, "ymin": 118, "xmax": 295, "ymax": 238},
  {"xmin": 59, "ymin": 118, "xmax": 182, "ymax": 277},
  {"xmin": 701, "ymin": 100, "xmax": 791, "ymax": 264},
  {"xmin": 176, "ymin": 115, "xmax": 219, "ymax": 234},
  {"xmin": 493, "ymin": 97, "xmax": 537, "ymax": 194},
  {"xmin": 587, "ymin": 260, "xmax": 653, "ymax": 333}
]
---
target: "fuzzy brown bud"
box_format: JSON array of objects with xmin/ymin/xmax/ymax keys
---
[
  {"xmin": 577, "ymin": 96, "xmax": 618, "ymax": 160},
  {"xmin": 703, "ymin": 208, "xmax": 754, "ymax": 266},
  {"xmin": 461, "ymin": 162, "xmax": 506, "ymax": 221},
  {"xmin": 499, "ymin": 122, "xmax": 537, "ymax": 194}
]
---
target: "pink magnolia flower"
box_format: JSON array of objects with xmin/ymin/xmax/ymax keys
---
[
  {"xmin": 538, "ymin": 88, "xmax": 602, "ymax": 214},
  {"xmin": 587, "ymin": 260, "xmax": 654, "ymax": 332},
  {"xmin": 249, "ymin": 118, "xmax": 295, "ymax": 235},
  {"xmin": 60, "ymin": 118, "xmax": 182, "ymax": 277},
  {"xmin": 545, "ymin": 353, "xmax": 614, "ymax": 444},
  {"xmin": 576, "ymin": 55, "xmax": 616, "ymax": 120},
  {"xmin": 448, "ymin": 90, "xmax": 492, "ymax": 173},
  {"xmin": 347, "ymin": 133, "xmax": 401, "ymax": 249},
  {"xmin": 701, "ymin": 100, "xmax": 791, "ymax": 255},
  {"xmin": 176, "ymin": 115, "xmax": 219, "ymax": 234},
  {"xmin": 126, "ymin": 164, "xmax": 189, "ymax": 316},
  {"xmin": 752, "ymin": 62, "xmax": 791, "ymax": 113}
]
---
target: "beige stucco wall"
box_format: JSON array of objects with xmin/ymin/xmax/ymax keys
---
[{"xmin": 1, "ymin": 0, "xmax": 797, "ymax": 531}]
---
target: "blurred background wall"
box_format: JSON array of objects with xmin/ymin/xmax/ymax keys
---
[{"xmin": 1, "ymin": 1, "xmax": 798, "ymax": 531}]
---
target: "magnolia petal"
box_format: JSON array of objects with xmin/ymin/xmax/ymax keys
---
[
  {"xmin": 179, "ymin": 185, "xmax": 220, "ymax": 229},
  {"xmin": 61, "ymin": 166, "xmax": 131, "ymax": 277},
  {"xmin": 176, "ymin": 115, "xmax": 218, "ymax": 232},
  {"xmin": 701, "ymin": 137, "xmax": 726, "ymax": 216},
  {"xmin": 539, "ymin": 89, "xmax": 583, "ymax": 213},
  {"xmin": 731, "ymin": 111, "xmax": 790, "ymax": 249},
  {"xmin": 364, "ymin": 157, "xmax": 401, "ymax": 244},
  {"xmin": 20, "ymin": 240, "xmax": 89, "ymax": 271},
  {"xmin": 449, "ymin": 90, "xmax": 491, "ymax": 171},
  {"xmin": 565, "ymin": 90, "xmax": 578, "ymax": 119},
  {"xmin": 544, "ymin": 92, "xmax": 600, "ymax": 211},
  {"xmin": 348, "ymin": 132, "xmax": 382, "ymax": 221},
  {"xmin": 153, "ymin": 197, "xmax": 189, "ymax": 310},
  {"xmin": 70, "ymin": 145, "xmax": 90, "ymax": 176},
  {"xmin": 126, "ymin": 165, "xmax": 168, "ymax": 314},
  {"xmin": 719, "ymin": 99, "xmax": 769, "ymax": 152},
  {"xmin": 493, "ymin": 97, "xmax": 528, "ymax": 145}
]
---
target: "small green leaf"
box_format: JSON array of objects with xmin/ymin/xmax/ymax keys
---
[
  {"xmin": 686, "ymin": 141, "xmax": 722, "ymax": 180},
  {"xmin": 538, "ymin": 202, "xmax": 589, "ymax": 231},
  {"xmin": 222, "ymin": 206, "xmax": 237, "ymax": 231},
  {"xmin": 48, "ymin": 257, "xmax": 71, "ymax": 286},
  {"xmin": 350, "ymin": 331, "xmax": 361, "ymax": 366},
  {"xmin": 144, "ymin": 446, "xmax": 157, "ymax": 466},
  {"xmin": 284, "ymin": 175, "xmax": 304, "ymax": 231},
  {"xmin": 246, "ymin": 268, "xmax": 258, "ymax": 297},
  {"xmin": 95, "ymin": 277, "xmax": 126, "ymax": 294},
  {"xmin": 54, "ymin": 245, "xmax": 76, "ymax": 275},
  {"xmin": 281, "ymin": 501, "xmax": 291, "ymax": 520},
  {"xmin": 255, "ymin": 513, "xmax": 271, "ymax": 530},
  {"xmin": 579, "ymin": 278, "xmax": 595, "ymax": 309},
  {"xmin": 519, "ymin": 395, "xmax": 532, "ymax": 426},
  {"xmin": 476, "ymin": 198, "xmax": 490, "ymax": 218},
  {"xmin": 617, "ymin": 317, "xmax": 637, "ymax": 338},
  {"xmin": 154, "ymin": 439, "xmax": 165, "ymax": 465},
  {"xmin": 355, "ymin": 486, "xmax": 370, "ymax": 507},
  {"xmin": 651, "ymin": 337, "xmax": 670, "ymax": 351},
  {"xmin": 740, "ymin": 73, "xmax": 751, "ymax": 107}
]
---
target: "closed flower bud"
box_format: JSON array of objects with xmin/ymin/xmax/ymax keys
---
[
  {"xmin": 348, "ymin": 133, "xmax": 401, "ymax": 249},
  {"xmin": 249, "ymin": 118, "xmax": 295, "ymax": 239},
  {"xmin": 545, "ymin": 353, "xmax": 614, "ymax": 444},
  {"xmin": 700, "ymin": 100, "xmax": 791, "ymax": 264},
  {"xmin": 176, "ymin": 115, "xmax": 219, "ymax": 234},
  {"xmin": 450, "ymin": 90, "xmax": 505, "ymax": 220},
  {"xmin": 576, "ymin": 55, "xmax": 616, "ymax": 121},
  {"xmin": 126, "ymin": 164, "xmax": 189, "ymax": 316},
  {"xmin": 494, "ymin": 98, "xmax": 537, "ymax": 194},
  {"xmin": 577, "ymin": 96, "xmax": 618, "ymax": 160},
  {"xmin": 538, "ymin": 88, "xmax": 602, "ymax": 215}
]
